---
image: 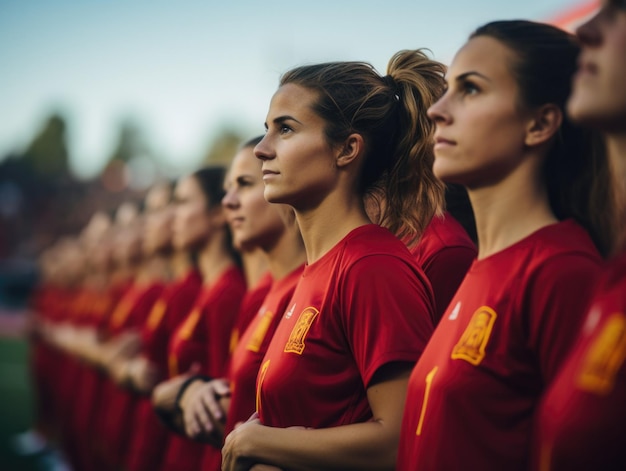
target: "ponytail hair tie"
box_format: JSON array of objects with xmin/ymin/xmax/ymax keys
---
[{"xmin": 383, "ymin": 74, "xmax": 400, "ymax": 101}]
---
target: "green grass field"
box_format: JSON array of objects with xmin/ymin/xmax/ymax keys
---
[{"xmin": 0, "ymin": 337, "xmax": 41, "ymax": 471}]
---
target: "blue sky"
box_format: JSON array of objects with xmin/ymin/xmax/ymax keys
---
[{"xmin": 0, "ymin": 0, "xmax": 590, "ymax": 179}]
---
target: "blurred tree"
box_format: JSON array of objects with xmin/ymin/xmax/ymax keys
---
[
  {"xmin": 109, "ymin": 119, "xmax": 145, "ymax": 163},
  {"xmin": 202, "ymin": 128, "xmax": 244, "ymax": 166},
  {"xmin": 21, "ymin": 113, "xmax": 69, "ymax": 178},
  {"xmin": 101, "ymin": 119, "xmax": 154, "ymax": 192}
]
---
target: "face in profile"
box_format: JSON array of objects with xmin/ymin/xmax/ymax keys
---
[
  {"xmin": 567, "ymin": 2, "xmax": 626, "ymax": 131},
  {"xmin": 143, "ymin": 184, "xmax": 174, "ymax": 255},
  {"xmin": 222, "ymin": 146, "xmax": 286, "ymax": 252},
  {"xmin": 172, "ymin": 175, "xmax": 214, "ymax": 251},
  {"xmin": 254, "ymin": 83, "xmax": 339, "ymax": 210},
  {"xmin": 427, "ymin": 36, "xmax": 531, "ymax": 189}
]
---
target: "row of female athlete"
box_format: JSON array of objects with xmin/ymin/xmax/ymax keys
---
[{"xmin": 30, "ymin": 5, "xmax": 626, "ymax": 471}]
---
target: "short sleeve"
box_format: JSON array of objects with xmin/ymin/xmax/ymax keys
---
[{"xmin": 340, "ymin": 255, "xmax": 435, "ymax": 387}]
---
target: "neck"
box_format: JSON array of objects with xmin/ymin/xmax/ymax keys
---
[
  {"xmin": 295, "ymin": 191, "xmax": 370, "ymax": 264},
  {"xmin": 265, "ymin": 226, "xmax": 306, "ymax": 280},
  {"xmin": 197, "ymin": 230, "xmax": 234, "ymax": 285},
  {"xmin": 135, "ymin": 253, "xmax": 170, "ymax": 284},
  {"xmin": 606, "ymin": 133, "xmax": 626, "ymax": 254},
  {"xmin": 468, "ymin": 156, "xmax": 557, "ymax": 260},
  {"xmin": 240, "ymin": 248, "xmax": 269, "ymax": 288},
  {"xmin": 170, "ymin": 250, "xmax": 193, "ymax": 280}
]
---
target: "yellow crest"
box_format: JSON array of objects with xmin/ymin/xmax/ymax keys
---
[
  {"xmin": 451, "ymin": 306, "xmax": 497, "ymax": 366},
  {"xmin": 146, "ymin": 299, "xmax": 167, "ymax": 331},
  {"xmin": 177, "ymin": 308, "xmax": 201, "ymax": 340},
  {"xmin": 284, "ymin": 307, "xmax": 319, "ymax": 355},
  {"xmin": 576, "ymin": 312, "xmax": 626, "ymax": 395},
  {"xmin": 247, "ymin": 311, "xmax": 274, "ymax": 353},
  {"xmin": 110, "ymin": 299, "xmax": 132, "ymax": 329}
]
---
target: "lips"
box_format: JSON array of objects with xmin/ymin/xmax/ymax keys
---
[
  {"xmin": 262, "ymin": 168, "xmax": 279, "ymax": 181},
  {"xmin": 434, "ymin": 135, "xmax": 456, "ymax": 149}
]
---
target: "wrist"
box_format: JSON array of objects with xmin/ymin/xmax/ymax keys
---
[{"xmin": 174, "ymin": 374, "xmax": 211, "ymax": 411}]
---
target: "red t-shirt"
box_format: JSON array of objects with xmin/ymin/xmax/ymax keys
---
[
  {"xmin": 409, "ymin": 212, "xmax": 476, "ymax": 323},
  {"xmin": 125, "ymin": 271, "xmax": 202, "ymax": 471},
  {"xmin": 97, "ymin": 281, "xmax": 164, "ymax": 469},
  {"xmin": 229, "ymin": 272, "xmax": 273, "ymax": 353},
  {"xmin": 531, "ymin": 252, "xmax": 626, "ymax": 471},
  {"xmin": 161, "ymin": 266, "xmax": 246, "ymax": 471},
  {"xmin": 257, "ymin": 224, "xmax": 435, "ymax": 428},
  {"xmin": 397, "ymin": 220, "xmax": 602, "ymax": 471},
  {"xmin": 142, "ymin": 270, "xmax": 202, "ymax": 369}
]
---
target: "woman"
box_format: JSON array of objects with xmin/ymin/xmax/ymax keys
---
[
  {"xmin": 396, "ymin": 20, "xmax": 610, "ymax": 470},
  {"xmin": 532, "ymin": 3, "xmax": 626, "ymax": 470},
  {"xmin": 221, "ymin": 50, "xmax": 444, "ymax": 471},
  {"xmin": 151, "ymin": 166, "xmax": 247, "ymax": 471},
  {"xmin": 176, "ymin": 136, "xmax": 307, "ymax": 471}
]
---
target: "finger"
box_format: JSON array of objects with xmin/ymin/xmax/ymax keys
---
[
  {"xmin": 195, "ymin": 400, "xmax": 214, "ymax": 432},
  {"xmin": 202, "ymin": 390, "xmax": 224, "ymax": 421}
]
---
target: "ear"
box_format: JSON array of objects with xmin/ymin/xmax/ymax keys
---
[
  {"xmin": 335, "ymin": 133, "xmax": 365, "ymax": 168},
  {"xmin": 524, "ymin": 104, "xmax": 563, "ymax": 147}
]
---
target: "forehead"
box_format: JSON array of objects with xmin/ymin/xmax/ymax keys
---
[
  {"xmin": 229, "ymin": 147, "xmax": 260, "ymax": 177},
  {"xmin": 268, "ymin": 83, "xmax": 319, "ymax": 116},
  {"xmin": 175, "ymin": 175, "xmax": 200, "ymax": 196},
  {"xmin": 449, "ymin": 36, "xmax": 517, "ymax": 81}
]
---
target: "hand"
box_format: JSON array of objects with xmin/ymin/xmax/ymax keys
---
[
  {"xmin": 222, "ymin": 413, "xmax": 263, "ymax": 471},
  {"xmin": 128, "ymin": 357, "xmax": 161, "ymax": 393},
  {"xmin": 180, "ymin": 378, "xmax": 230, "ymax": 444}
]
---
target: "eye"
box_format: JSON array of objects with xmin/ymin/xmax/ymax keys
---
[
  {"xmin": 279, "ymin": 124, "xmax": 293, "ymax": 135},
  {"xmin": 461, "ymin": 80, "xmax": 480, "ymax": 96}
]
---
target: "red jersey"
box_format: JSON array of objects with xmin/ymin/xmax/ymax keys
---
[
  {"xmin": 201, "ymin": 266, "xmax": 303, "ymax": 471},
  {"xmin": 257, "ymin": 224, "xmax": 435, "ymax": 429},
  {"xmin": 96, "ymin": 281, "xmax": 164, "ymax": 469},
  {"xmin": 397, "ymin": 220, "xmax": 602, "ymax": 471},
  {"xmin": 229, "ymin": 272, "xmax": 273, "ymax": 353},
  {"xmin": 410, "ymin": 212, "xmax": 476, "ymax": 323},
  {"xmin": 161, "ymin": 265, "xmax": 246, "ymax": 471},
  {"xmin": 125, "ymin": 270, "xmax": 202, "ymax": 471},
  {"xmin": 532, "ymin": 252, "xmax": 626, "ymax": 471}
]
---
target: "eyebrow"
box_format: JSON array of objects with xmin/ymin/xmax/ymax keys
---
[
  {"xmin": 263, "ymin": 115, "xmax": 303, "ymax": 130},
  {"xmin": 454, "ymin": 71, "xmax": 491, "ymax": 83}
]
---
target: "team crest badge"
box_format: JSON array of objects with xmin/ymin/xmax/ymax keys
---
[
  {"xmin": 576, "ymin": 312, "xmax": 626, "ymax": 395},
  {"xmin": 451, "ymin": 306, "xmax": 497, "ymax": 365},
  {"xmin": 284, "ymin": 307, "xmax": 319, "ymax": 354}
]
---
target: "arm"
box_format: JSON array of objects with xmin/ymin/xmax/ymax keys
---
[{"xmin": 222, "ymin": 363, "xmax": 412, "ymax": 471}]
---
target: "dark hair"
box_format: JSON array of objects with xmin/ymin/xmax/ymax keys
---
[
  {"xmin": 280, "ymin": 50, "xmax": 446, "ymax": 243},
  {"xmin": 191, "ymin": 166, "xmax": 227, "ymax": 210},
  {"xmin": 190, "ymin": 165, "xmax": 242, "ymax": 265},
  {"xmin": 242, "ymin": 135, "xmax": 264, "ymax": 149},
  {"xmin": 471, "ymin": 20, "xmax": 612, "ymax": 256}
]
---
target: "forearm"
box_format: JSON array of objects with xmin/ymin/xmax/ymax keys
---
[{"xmin": 233, "ymin": 420, "xmax": 399, "ymax": 471}]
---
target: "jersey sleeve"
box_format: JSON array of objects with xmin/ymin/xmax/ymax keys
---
[
  {"xmin": 525, "ymin": 254, "xmax": 601, "ymax": 383},
  {"xmin": 340, "ymin": 254, "xmax": 435, "ymax": 388}
]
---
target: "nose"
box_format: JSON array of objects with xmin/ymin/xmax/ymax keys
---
[
  {"xmin": 254, "ymin": 134, "xmax": 274, "ymax": 161},
  {"xmin": 427, "ymin": 94, "xmax": 451, "ymax": 125},
  {"xmin": 221, "ymin": 187, "xmax": 239, "ymax": 209}
]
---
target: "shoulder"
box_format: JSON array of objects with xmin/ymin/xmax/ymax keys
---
[{"xmin": 517, "ymin": 220, "xmax": 602, "ymax": 272}]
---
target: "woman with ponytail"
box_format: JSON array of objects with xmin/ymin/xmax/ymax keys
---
[
  {"xmin": 397, "ymin": 20, "xmax": 610, "ymax": 470},
  {"xmin": 221, "ymin": 50, "xmax": 444, "ymax": 471}
]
